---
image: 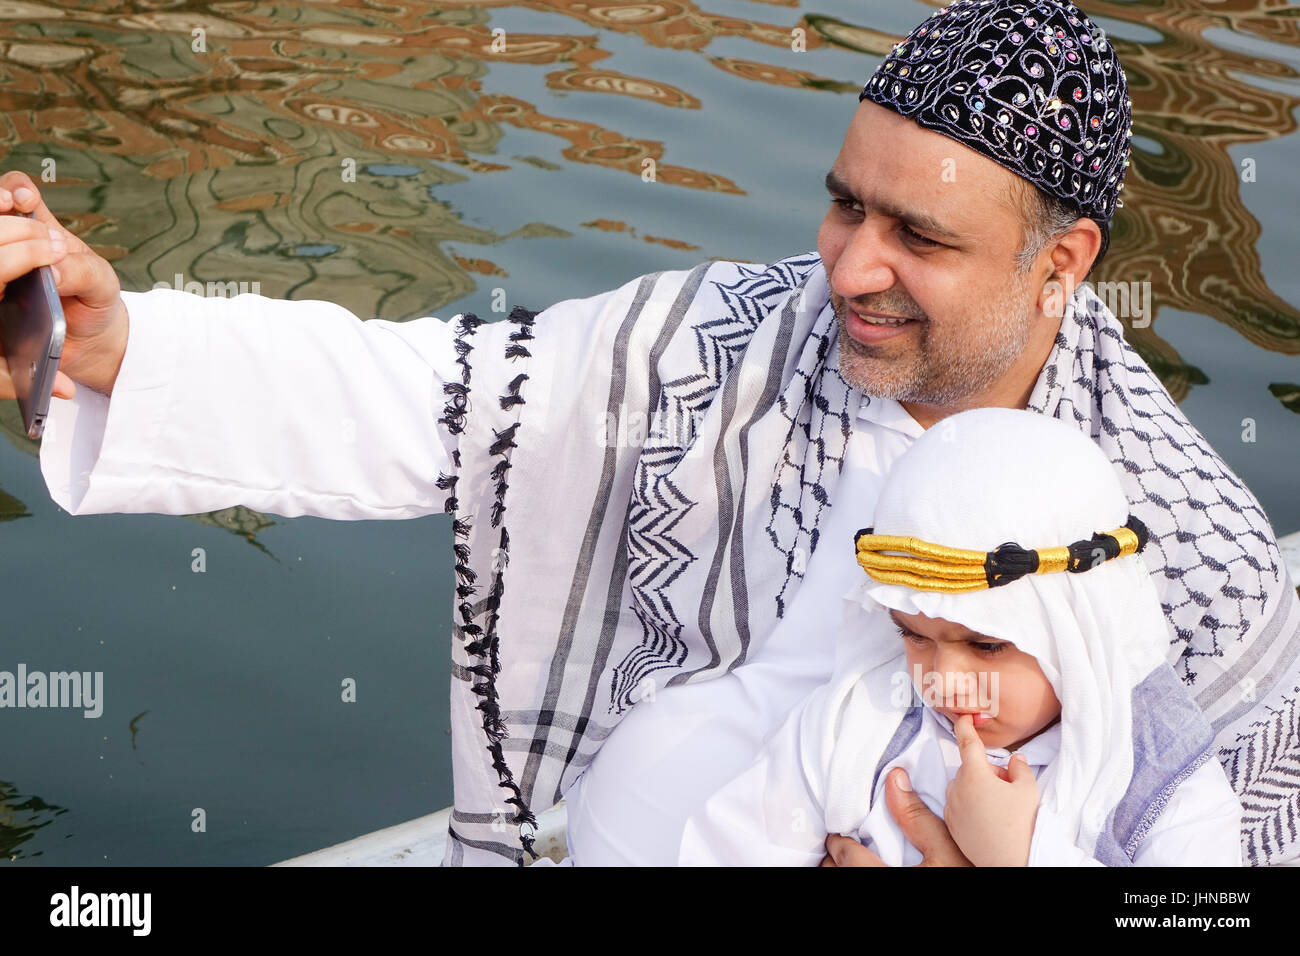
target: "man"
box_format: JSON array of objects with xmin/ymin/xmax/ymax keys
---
[{"xmin": 2, "ymin": 0, "xmax": 1297, "ymax": 867}]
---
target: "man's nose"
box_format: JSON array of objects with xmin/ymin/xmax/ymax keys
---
[{"xmin": 829, "ymin": 219, "xmax": 896, "ymax": 301}]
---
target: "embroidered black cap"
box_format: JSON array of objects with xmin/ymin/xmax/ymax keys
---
[{"xmin": 860, "ymin": 0, "xmax": 1132, "ymax": 264}]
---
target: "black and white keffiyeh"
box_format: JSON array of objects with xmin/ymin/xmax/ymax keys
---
[{"xmin": 436, "ymin": 250, "xmax": 1299, "ymax": 866}]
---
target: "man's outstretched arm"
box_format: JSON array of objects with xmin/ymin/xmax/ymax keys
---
[
  {"xmin": 40, "ymin": 287, "xmax": 460, "ymax": 520},
  {"xmin": 0, "ymin": 171, "xmax": 461, "ymax": 521}
]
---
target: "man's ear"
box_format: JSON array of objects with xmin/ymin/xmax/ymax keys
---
[
  {"xmin": 1049, "ymin": 219, "xmax": 1102, "ymax": 295},
  {"xmin": 1037, "ymin": 219, "xmax": 1100, "ymax": 321}
]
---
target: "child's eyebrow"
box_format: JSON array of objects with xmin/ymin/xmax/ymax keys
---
[
  {"xmin": 887, "ymin": 610, "xmax": 923, "ymax": 635},
  {"xmin": 886, "ymin": 609, "xmax": 999, "ymax": 642}
]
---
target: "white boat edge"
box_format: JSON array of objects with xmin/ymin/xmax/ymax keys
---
[
  {"xmin": 276, "ymin": 531, "xmax": 1300, "ymax": 866},
  {"xmin": 274, "ymin": 800, "xmax": 571, "ymax": 867}
]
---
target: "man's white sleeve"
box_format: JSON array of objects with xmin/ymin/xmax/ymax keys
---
[
  {"xmin": 1028, "ymin": 759, "xmax": 1243, "ymax": 866},
  {"xmin": 39, "ymin": 288, "xmax": 460, "ymax": 520}
]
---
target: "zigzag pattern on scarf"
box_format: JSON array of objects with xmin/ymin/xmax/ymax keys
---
[
  {"xmin": 624, "ymin": 476, "xmax": 695, "ymax": 620},
  {"xmin": 1222, "ymin": 692, "xmax": 1300, "ymax": 866},
  {"xmin": 608, "ymin": 602, "xmax": 691, "ymax": 714},
  {"xmin": 614, "ymin": 254, "xmax": 821, "ymax": 713}
]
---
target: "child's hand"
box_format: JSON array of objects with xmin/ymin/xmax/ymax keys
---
[{"xmin": 943, "ymin": 713, "xmax": 1040, "ymax": 866}]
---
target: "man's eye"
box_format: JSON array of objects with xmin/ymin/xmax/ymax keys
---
[
  {"xmin": 901, "ymin": 224, "xmax": 940, "ymax": 247},
  {"xmin": 830, "ymin": 198, "xmax": 941, "ymax": 248},
  {"xmin": 970, "ymin": 641, "xmax": 1007, "ymax": 655},
  {"xmin": 898, "ymin": 627, "xmax": 929, "ymax": 645}
]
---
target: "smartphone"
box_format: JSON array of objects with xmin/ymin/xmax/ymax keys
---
[{"xmin": 0, "ymin": 210, "xmax": 66, "ymax": 439}]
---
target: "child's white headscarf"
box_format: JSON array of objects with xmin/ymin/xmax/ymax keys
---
[{"xmin": 837, "ymin": 407, "xmax": 1215, "ymax": 863}]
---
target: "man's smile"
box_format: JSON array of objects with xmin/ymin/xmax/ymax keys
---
[{"xmin": 846, "ymin": 306, "xmax": 921, "ymax": 345}]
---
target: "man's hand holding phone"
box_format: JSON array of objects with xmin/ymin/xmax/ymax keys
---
[{"xmin": 0, "ymin": 170, "xmax": 129, "ymax": 404}]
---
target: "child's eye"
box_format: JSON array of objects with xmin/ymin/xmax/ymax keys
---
[
  {"xmin": 970, "ymin": 641, "xmax": 1007, "ymax": 655},
  {"xmin": 897, "ymin": 627, "xmax": 930, "ymax": 645}
]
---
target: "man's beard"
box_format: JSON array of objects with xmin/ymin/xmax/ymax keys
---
[{"xmin": 833, "ymin": 271, "xmax": 1036, "ymax": 407}]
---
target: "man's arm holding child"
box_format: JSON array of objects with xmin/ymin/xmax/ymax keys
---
[
  {"xmin": 822, "ymin": 711, "xmax": 992, "ymax": 868},
  {"xmin": 822, "ymin": 768, "xmax": 975, "ymax": 867}
]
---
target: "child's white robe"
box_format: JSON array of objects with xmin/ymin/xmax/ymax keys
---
[{"xmin": 679, "ymin": 691, "xmax": 1243, "ymax": 866}]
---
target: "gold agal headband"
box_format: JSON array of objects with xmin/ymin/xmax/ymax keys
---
[{"xmin": 853, "ymin": 514, "xmax": 1151, "ymax": 593}]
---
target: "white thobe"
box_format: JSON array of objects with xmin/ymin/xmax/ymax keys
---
[
  {"xmin": 34, "ymin": 287, "xmax": 1242, "ymax": 867},
  {"xmin": 40, "ymin": 289, "xmax": 460, "ymax": 520},
  {"xmin": 562, "ymin": 388, "xmax": 926, "ymax": 865},
  {"xmin": 678, "ymin": 701, "xmax": 1244, "ymax": 866}
]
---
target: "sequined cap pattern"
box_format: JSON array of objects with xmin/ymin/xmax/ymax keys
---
[{"xmin": 860, "ymin": 0, "xmax": 1133, "ymax": 260}]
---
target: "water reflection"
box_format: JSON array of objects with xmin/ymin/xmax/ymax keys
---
[
  {"xmin": 0, "ymin": 0, "xmax": 1294, "ymax": 473},
  {"xmin": 0, "ymin": 779, "xmax": 68, "ymax": 861},
  {"xmin": 1270, "ymin": 381, "xmax": 1300, "ymax": 413},
  {"xmin": 0, "ymin": 484, "xmax": 29, "ymax": 522}
]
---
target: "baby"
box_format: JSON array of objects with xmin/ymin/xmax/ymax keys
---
[{"xmin": 678, "ymin": 408, "xmax": 1243, "ymax": 866}]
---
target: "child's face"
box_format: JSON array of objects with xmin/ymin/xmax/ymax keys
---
[{"xmin": 889, "ymin": 608, "xmax": 1061, "ymax": 752}]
